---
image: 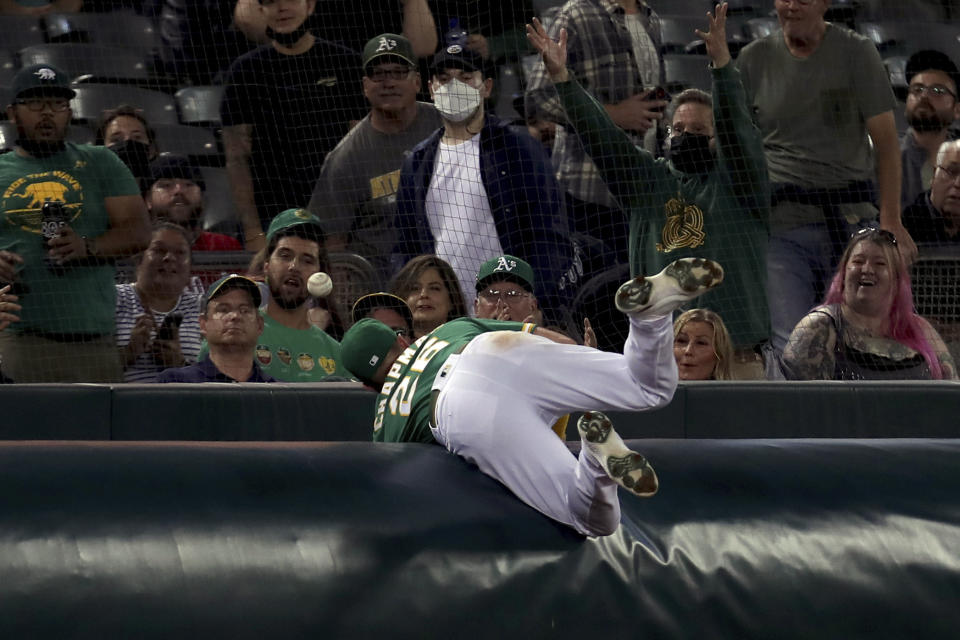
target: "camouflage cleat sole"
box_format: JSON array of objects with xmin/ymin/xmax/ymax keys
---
[
  {"xmin": 615, "ymin": 257, "xmax": 724, "ymax": 318},
  {"xmin": 577, "ymin": 411, "xmax": 659, "ymax": 498}
]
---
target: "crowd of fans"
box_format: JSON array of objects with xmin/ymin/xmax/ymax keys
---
[{"xmin": 1, "ymin": 0, "xmax": 959, "ymax": 385}]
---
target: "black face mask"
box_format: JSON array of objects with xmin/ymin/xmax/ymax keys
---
[
  {"xmin": 16, "ymin": 138, "xmax": 66, "ymax": 158},
  {"xmin": 109, "ymin": 140, "xmax": 152, "ymax": 182},
  {"xmin": 265, "ymin": 22, "xmax": 311, "ymax": 47},
  {"xmin": 666, "ymin": 133, "xmax": 715, "ymax": 174}
]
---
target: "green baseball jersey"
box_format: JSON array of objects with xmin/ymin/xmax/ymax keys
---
[
  {"xmin": 199, "ymin": 311, "xmax": 351, "ymax": 381},
  {"xmin": 0, "ymin": 143, "xmax": 139, "ymax": 334},
  {"xmin": 374, "ymin": 317, "xmax": 536, "ymax": 443}
]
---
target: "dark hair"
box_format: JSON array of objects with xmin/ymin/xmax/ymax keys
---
[
  {"xmin": 133, "ymin": 221, "xmax": 194, "ymax": 268},
  {"xmin": 95, "ymin": 104, "xmax": 156, "ymax": 147},
  {"xmin": 390, "ymin": 255, "xmax": 468, "ymax": 322},
  {"xmin": 906, "ymin": 49, "xmax": 960, "ymax": 94},
  {"xmin": 263, "ymin": 227, "xmax": 328, "ymax": 274},
  {"xmin": 666, "ymin": 88, "xmax": 713, "ymax": 124}
]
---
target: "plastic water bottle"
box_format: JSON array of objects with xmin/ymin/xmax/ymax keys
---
[{"xmin": 445, "ymin": 17, "xmax": 468, "ymax": 49}]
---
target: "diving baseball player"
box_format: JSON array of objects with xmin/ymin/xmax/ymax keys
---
[{"xmin": 340, "ymin": 258, "xmax": 723, "ymax": 536}]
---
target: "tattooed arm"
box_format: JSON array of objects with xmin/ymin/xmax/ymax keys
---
[
  {"xmin": 917, "ymin": 317, "xmax": 958, "ymax": 381},
  {"xmin": 782, "ymin": 311, "xmax": 839, "ymax": 380}
]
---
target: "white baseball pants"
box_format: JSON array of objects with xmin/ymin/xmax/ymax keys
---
[{"xmin": 430, "ymin": 314, "xmax": 677, "ymax": 536}]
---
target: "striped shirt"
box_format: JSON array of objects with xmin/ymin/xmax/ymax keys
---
[
  {"xmin": 525, "ymin": 0, "xmax": 663, "ymax": 206},
  {"xmin": 115, "ymin": 283, "xmax": 203, "ymax": 383}
]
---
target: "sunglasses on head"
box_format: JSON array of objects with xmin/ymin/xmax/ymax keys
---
[{"xmin": 852, "ymin": 227, "xmax": 897, "ymax": 246}]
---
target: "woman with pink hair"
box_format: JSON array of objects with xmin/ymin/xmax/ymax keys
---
[{"xmin": 782, "ymin": 228, "xmax": 957, "ymax": 380}]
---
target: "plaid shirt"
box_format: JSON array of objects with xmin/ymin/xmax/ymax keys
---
[{"xmin": 526, "ymin": 0, "xmax": 663, "ymax": 206}]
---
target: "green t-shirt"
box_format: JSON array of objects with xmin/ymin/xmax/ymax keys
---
[
  {"xmin": 374, "ymin": 317, "xmax": 535, "ymax": 444},
  {"xmin": 0, "ymin": 143, "xmax": 140, "ymax": 334},
  {"xmin": 198, "ymin": 310, "xmax": 350, "ymax": 381}
]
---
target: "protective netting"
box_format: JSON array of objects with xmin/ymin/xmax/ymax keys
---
[{"xmin": 0, "ymin": 0, "xmax": 958, "ymax": 384}]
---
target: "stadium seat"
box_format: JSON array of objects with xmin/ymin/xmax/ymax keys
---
[
  {"xmin": 44, "ymin": 11, "xmax": 161, "ymax": 58},
  {"xmin": 663, "ymin": 54, "xmax": 712, "ymax": 93},
  {"xmin": 658, "ymin": 15, "xmax": 706, "ymax": 54},
  {"xmin": 0, "ymin": 85, "xmax": 10, "ymax": 110},
  {"xmin": 328, "ymin": 252, "xmax": 377, "ymax": 326},
  {"xmin": 858, "ymin": 22, "xmax": 960, "ymax": 60},
  {"xmin": 0, "ymin": 51, "xmax": 16, "ymax": 87},
  {"xmin": 66, "ymin": 123, "xmax": 95, "ymax": 146},
  {"xmin": 70, "ymin": 84, "xmax": 178, "ymax": 125},
  {"xmin": 198, "ymin": 166, "xmax": 238, "ymax": 236},
  {"xmin": 152, "ymin": 123, "xmax": 220, "ymax": 164},
  {"xmin": 18, "ymin": 43, "xmax": 150, "ymax": 83},
  {"xmin": 175, "ymin": 85, "xmax": 223, "ymax": 126},
  {"xmin": 741, "ymin": 16, "xmax": 778, "ymax": 41},
  {"xmin": 647, "ymin": 0, "xmax": 711, "ymax": 16},
  {"xmin": 0, "ymin": 15, "xmax": 45, "ymax": 53},
  {"xmin": 570, "ymin": 262, "xmax": 631, "ymax": 354},
  {"xmin": 857, "ymin": 0, "xmax": 946, "ymax": 23},
  {"xmin": 0, "ymin": 122, "xmax": 14, "ymax": 153}
]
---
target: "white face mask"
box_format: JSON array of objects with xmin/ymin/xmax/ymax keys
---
[{"xmin": 432, "ymin": 78, "xmax": 482, "ymax": 123}]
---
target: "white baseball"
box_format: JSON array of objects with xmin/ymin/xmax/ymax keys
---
[{"xmin": 308, "ymin": 271, "xmax": 333, "ymax": 298}]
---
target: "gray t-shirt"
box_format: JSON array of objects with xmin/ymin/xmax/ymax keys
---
[
  {"xmin": 307, "ymin": 103, "xmax": 442, "ymax": 287},
  {"xmin": 737, "ymin": 24, "xmax": 895, "ymax": 227}
]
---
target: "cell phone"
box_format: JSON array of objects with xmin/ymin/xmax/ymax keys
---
[
  {"xmin": 650, "ymin": 86, "xmax": 671, "ymax": 111},
  {"xmin": 156, "ymin": 313, "xmax": 183, "ymax": 341}
]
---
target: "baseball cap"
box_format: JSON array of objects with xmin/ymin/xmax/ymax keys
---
[
  {"xmin": 475, "ymin": 255, "xmax": 535, "ymax": 293},
  {"xmin": 340, "ymin": 318, "xmax": 401, "ymax": 384},
  {"xmin": 363, "ymin": 33, "xmax": 416, "ymax": 70},
  {"xmin": 148, "ymin": 153, "xmax": 206, "ymax": 191},
  {"xmin": 202, "ymin": 274, "xmax": 262, "ymax": 309},
  {"xmin": 351, "ymin": 292, "xmax": 414, "ymax": 328},
  {"xmin": 905, "ymin": 49, "xmax": 960, "ymax": 92},
  {"xmin": 265, "ymin": 208, "xmax": 325, "ymax": 245},
  {"xmin": 10, "ymin": 64, "xmax": 76, "ymax": 101},
  {"xmin": 431, "ymin": 43, "xmax": 486, "ymax": 75}
]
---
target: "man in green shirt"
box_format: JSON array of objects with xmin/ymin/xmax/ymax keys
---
[
  {"xmin": 341, "ymin": 256, "xmax": 723, "ymax": 536},
  {"xmin": 254, "ymin": 208, "xmax": 350, "ymax": 381},
  {"xmin": 0, "ymin": 64, "xmax": 150, "ymax": 382},
  {"xmin": 528, "ymin": 6, "xmax": 770, "ymax": 368}
]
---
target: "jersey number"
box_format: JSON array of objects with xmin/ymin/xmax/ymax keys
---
[{"xmin": 388, "ymin": 375, "xmax": 418, "ymax": 417}]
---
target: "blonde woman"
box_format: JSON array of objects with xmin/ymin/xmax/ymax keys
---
[{"xmin": 673, "ymin": 308, "xmax": 734, "ymax": 380}]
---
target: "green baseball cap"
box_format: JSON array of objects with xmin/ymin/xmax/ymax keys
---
[
  {"xmin": 341, "ymin": 318, "xmax": 401, "ymax": 385},
  {"xmin": 202, "ymin": 273, "xmax": 262, "ymax": 309},
  {"xmin": 363, "ymin": 33, "xmax": 416, "ymax": 70},
  {"xmin": 475, "ymin": 255, "xmax": 535, "ymax": 292},
  {"xmin": 10, "ymin": 64, "xmax": 76, "ymax": 101},
  {"xmin": 266, "ymin": 208, "xmax": 325, "ymax": 245}
]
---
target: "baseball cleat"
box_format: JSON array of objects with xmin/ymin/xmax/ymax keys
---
[
  {"xmin": 615, "ymin": 258, "xmax": 723, "ymax": 318},
  {"xmin": 577, "ymin": 411, "xmax": 658, "ymax": 497}
]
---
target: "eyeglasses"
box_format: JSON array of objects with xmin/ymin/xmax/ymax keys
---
[
  {"xmin": 366, "ymin": 67, "xmax": 414, "ymax": 82},
  {"xmin": 852, "ymin": 227, "xmax": 897, "ymax": 246},
  {"xmin": 907, "ymin": 84, "xmax": 957, "ymax": 99},
  {"xmin": 937, "ymin": 164, "xmax": 960, "ymax": 181},
  {"xmin": 478, "ymin": 289, "xmax": 532, "ymax": 304},
  {"xmin": 16, "ymin": 98, "xmax": 70, "ymax": 112}
]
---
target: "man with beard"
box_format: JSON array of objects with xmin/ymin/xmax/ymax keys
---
[
  {"xmin": 221, "ymin": 0, "xmax": 366, "ymax": 252},
  {"xmin": 250, "ymin": 208, "xmax": 350, "ymax": 381},
  {"xmin": 0, "ymin": 64, "xmax": 150, "ymax": 382},
  {"xmin": 528, "ymin": 7, "xmax": 771, "ymax": 377},
  {"xmin": 144, "ymin": 154, "xmax": 243, "ymax": 251},
  {"xmin": 900, "ymin": 50, "xmax": 960, "ymax": 209}
]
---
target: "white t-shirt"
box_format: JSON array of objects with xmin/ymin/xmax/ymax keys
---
[{"xmin": 424, "ymin": 134, "xmax": 503, "ymax": 309}]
